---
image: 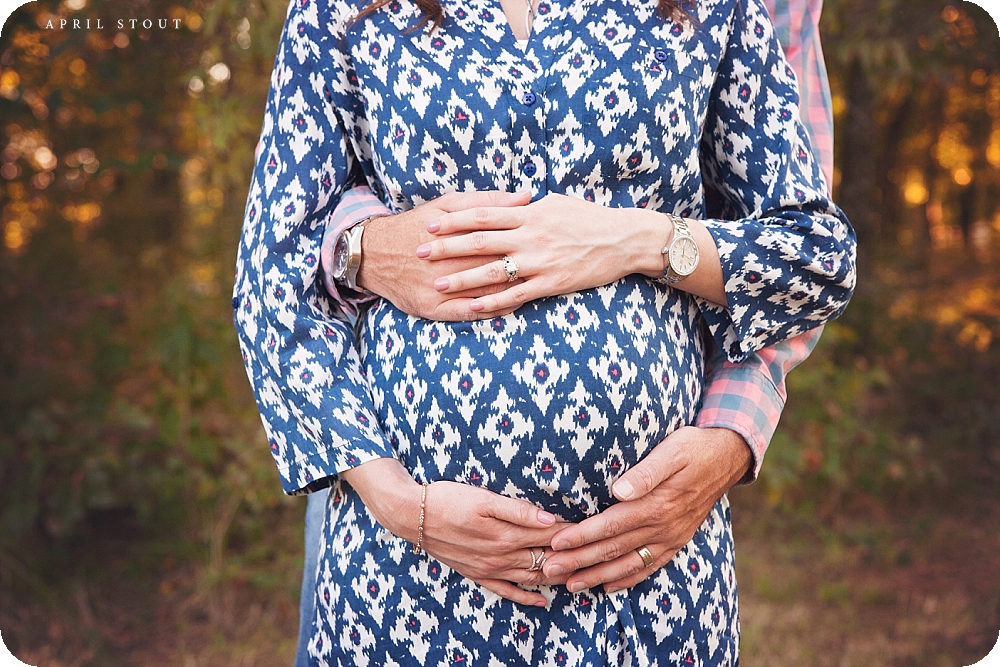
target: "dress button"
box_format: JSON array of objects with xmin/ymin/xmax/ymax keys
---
[
  {"xmin": 521, "ymin": 91, "xmax": 536, "ymax": 106},
  {"xmin": 522, "ymin": 161, "xmax": 537, "ymax": 177},
  {"xmin": 654, "ymin": 49, "xmax": 668, "ymax": 62}
]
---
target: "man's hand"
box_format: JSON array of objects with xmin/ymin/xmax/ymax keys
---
[
  {"xmin": 357, "ymin": 190, "xmax": 531, "ymax": 320},
  {"xmin": 540, "ymin": 426, "xmax": 752, "ymax": 593}
]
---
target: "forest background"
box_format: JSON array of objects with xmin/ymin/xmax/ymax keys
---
[{"xmin": 0, "ymin": 0, "xmax": 998, "ymax": 664}]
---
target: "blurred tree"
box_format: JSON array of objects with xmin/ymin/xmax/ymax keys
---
[
  {"xmin": 2, "ymin": 0, "xmax": 198, "ymax": 549},
  {"xmin": 822, "ymin": 0, "xmax": 1000, "ymax": 258},
  {"xmin": 0, "ymin": 0, "xmax": 289, "ymax": 579}
]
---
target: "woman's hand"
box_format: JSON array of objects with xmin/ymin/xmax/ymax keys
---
[
  {"xmin": 341, "ymin": 458, "xmax": 570, "ymax": 607},
  {"xmin": 417, "ymin": 193, "xmax": 728, "ymax": 312},
  {"xmin": 419, "ymin": 481, "xmax": 571, "ymax": 605},
  {"xmin": 416, "ymin": 193, "xmax": 665, "ymax": 313}
]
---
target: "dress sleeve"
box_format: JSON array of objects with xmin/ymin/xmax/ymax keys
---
[
  {"xmin": 232, "ymin": 0, "xmax": 394, "ymax": 495},
  {"xmin": 759, "ymin": 0, "xmax": 834, "ymax": 185},
  {"xmin": 695, "ymin": 0, "xmax": 856, "ymax": 364}
]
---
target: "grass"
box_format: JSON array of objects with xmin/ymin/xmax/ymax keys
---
[{"xmin": 733, "ymin": 489, "xmax": 1000, "ymax": 667}]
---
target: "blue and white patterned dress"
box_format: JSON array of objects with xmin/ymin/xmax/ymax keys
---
[{"xmin": 232, "ymin": 0, "xmax": 856, "ymax": 663}]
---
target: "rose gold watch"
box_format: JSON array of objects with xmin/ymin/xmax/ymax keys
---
[{"xmin": 659, "ymin": 213, "xmax": 700, "ymax": 285}]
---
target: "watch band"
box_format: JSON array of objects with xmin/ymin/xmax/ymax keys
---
[{"xmin": 336, "ymin": 214, "xmax": 385, "ymax": 292}]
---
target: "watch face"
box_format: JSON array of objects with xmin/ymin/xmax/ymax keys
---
[
  {"xmin": 333, "ymin": 235, "xmax": 350, "ymax": 279},
  {"xmin": 669, "ymin": 236, "xmax": 700, "ymax": 276}
]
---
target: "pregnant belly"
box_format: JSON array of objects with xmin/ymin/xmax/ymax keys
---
[{"xmin": 359, "ymin": 276, "xmax": 705, "ymax": 521}]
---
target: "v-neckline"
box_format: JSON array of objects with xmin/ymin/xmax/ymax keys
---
[
  {"xmin": 484, "ymin": 0, "xmax": 536, "ymax": 56},
  {"xmin": 482, "ymin": 0, "xmax": 563, "ymax": 65},
  {"xmin": 496, "ymin": 0, "xmax": 537, "ymax": 41}
]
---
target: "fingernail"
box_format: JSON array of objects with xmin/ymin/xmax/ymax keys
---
[
  {"xmin": 534, "ymin": 599, "xmax": 547, "ymax": 607},
  {"xmin": 568, "ymin": 582, "xmax": 586, "ymax": 593},
  {"xmin": 552, "ymin": 538, "xmax": 570, "ymax": 551},
  {"xmin": 612, "ymin": 479, "xmax": 634, "ymax": 501},
  {"xmin": 545, "ymin": 564, "xmax": 564, "ymax": 577},
  {"xmin": 415, "ymin": 244, "xmax": 431, "ymax": 258},
  {"xmin": 426, "ymin": 219, "xmax": 441, "ymax": 233},
  {"xmin": 434, "ymin": 278, "xmax": 450, "ymax": 292},
  {"xmin": 469, "ymin": 300, "xmax": 484, "ymax": 311},
  {"xmin": 606, "ymin": 586, "xmax": 621, "ymax": 594},
  {"xmin": 537, "ymin": 510, "xmax": 555, "ymax": 525}
]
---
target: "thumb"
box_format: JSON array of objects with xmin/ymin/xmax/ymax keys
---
[
  {"xmin": 485, "ymin": 495, "xmax": 556, "ymax": 528},
  {"xmin": 438, "ymin": 189, "xmax": 531, "ymax": 213},
  {"xmin": 612, "ymin": 438, "xmax": 682, "ymax": 502}
]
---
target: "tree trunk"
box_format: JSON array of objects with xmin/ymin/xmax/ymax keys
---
[{"xmin": 838, "ymin": 58, "xmax": 880, "ymax": 275}]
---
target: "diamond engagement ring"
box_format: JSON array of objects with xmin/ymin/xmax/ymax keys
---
[
  {"xmin": 503, "ymin": 255, "xmax": 519, "ymax": 282},
  {"xmin": 527, "ymin": 547, "xmax": 547, "ymax": 572}
]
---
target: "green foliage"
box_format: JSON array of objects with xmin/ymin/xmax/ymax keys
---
[
  {"xmin": 0, "ymin": 0, "xmax": 290, "ymax": 576},
  {"xmin": 759, "ymin": 257, "xmax": 1000, "ymax": 515},
  {"xmin": 758, "ymin": 318, "xmax": 939, "ymax": 514}
]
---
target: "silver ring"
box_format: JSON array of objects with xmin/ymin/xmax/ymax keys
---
[{"xmin": 503, "ymin": 255, "xmax": 519, "ymax": 282}]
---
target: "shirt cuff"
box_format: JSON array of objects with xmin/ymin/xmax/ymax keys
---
[
  {"xmin": 320, "ymin": 185, "xmax": 394, "ymax": 316},
  {"xmin": 696, "ymin": 364, "xmax": 784, "ymax": 484}
]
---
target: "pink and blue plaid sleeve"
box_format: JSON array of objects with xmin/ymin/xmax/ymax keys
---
[
  {"xmin": 696, "ymin": 325, "xmax": 824, "ymax": 482},
  {"xmin": 319, "ymin": 185, "xmax": 393, "ymax": 317},
  {"xmin": 762, "ymin": 0, "xmax": 834, "ymax": 185}
]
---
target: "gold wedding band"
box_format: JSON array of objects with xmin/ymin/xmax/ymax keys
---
[
  {"xmin": 503, "ymin": 255, "xmax": 519, "ymax": 282},
  {"xmin": 636, "ymin": 545, "xmax": 654, "ymax": 568}
]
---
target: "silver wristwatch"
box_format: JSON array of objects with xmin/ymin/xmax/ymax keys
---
[
  {"xmin": 659, "ymin": 213, "xmax": 700, "ymax": 285},
  {"xmin": 332, "ymin": 216, "xmax": 378, "ymax": 291}
]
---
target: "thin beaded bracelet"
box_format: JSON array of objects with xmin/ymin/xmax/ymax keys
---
[{"xmin": 414, "ymin": 482, "xmax": 429, "ymax": 554}]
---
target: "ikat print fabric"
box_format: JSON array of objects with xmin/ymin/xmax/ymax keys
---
[{"xmin": 232, "ymin": 0, "xmax": 857, "ymax": 662}]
